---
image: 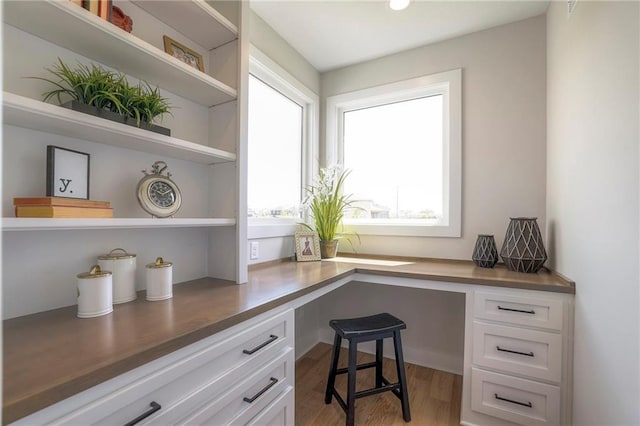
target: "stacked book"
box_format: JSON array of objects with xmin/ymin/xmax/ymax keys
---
[
  {"xmin": 69, "ymin": 0, "xmax": 112, "ymax": 22},
  {"xmin": 14, "ymin": 197, "xmax": 113, "ymax": 218}
]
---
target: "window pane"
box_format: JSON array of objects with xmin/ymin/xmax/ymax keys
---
[
  {"xmin": 343, "ymin": 95, "xmax": 443, "ymax": 221},
  {"xmin": 248, "ymin": 75, "xmax": 303, "ymax": 218}
]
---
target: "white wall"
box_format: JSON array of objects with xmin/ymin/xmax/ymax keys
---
[
  {"xmin": 249, "ymin": 11, "xmax": 320, "ymax": 95},
  {"xmin": 247, "ymin": 9, "xmax": 320, "ymax": 265},
  {"xmin": 271, "ymin": 17, "xmax": 548, "ymax": 366},
  {"xmin": 301, "ymin": 281, "xmax": 466, "ymax": 374},
  {"xmin": 546, "ymin": 1, "xmax": 639, "ymax": 424},
  {"xmin": 321, "ymin": 15, "xmax": 547, "ymax": 261}
]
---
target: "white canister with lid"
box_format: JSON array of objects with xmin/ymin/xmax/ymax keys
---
[
  {"xmin": 97, "ymin": 248, "xmax": 137, "ymax": 304},
  {"xmin": 146, "ymin": 257, "xmax": 173, "ymax": 301},
  {"xmin": 77, "ymin": 265, "xmax": 113, "ymax": 318}
]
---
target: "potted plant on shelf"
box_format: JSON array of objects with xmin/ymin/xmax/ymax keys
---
[
  {"xmin": 31, "ymin": 58, "xmax": 172, "ymax": 135},
  {"xmin": 301, "ymin": 166, "xmax": 358, "ymax": 259}
]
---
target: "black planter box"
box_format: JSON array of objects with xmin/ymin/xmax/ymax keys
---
[{"xmin": 62, "ymin": 101, "xmax": 171, "ymax": 136}]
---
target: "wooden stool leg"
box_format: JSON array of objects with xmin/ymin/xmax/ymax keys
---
[
  {"xmin": 325, "ymin": 334, "xmax": 342, "ymax": 404},
  {"xmin": 346, "ymin": 341, "xmax": 358, "ymax": 426},
  {"xmin": 393, "ymin": 331, "xmax": 411, "ymax": 422},
  {"xmin": 375, "ymin": 338, "xmax": 383, "ymax": 388}
]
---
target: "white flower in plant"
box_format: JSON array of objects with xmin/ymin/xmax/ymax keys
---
[{"xmin": 301, "ymin": 165, "xmax": 355, "ymax": 242}]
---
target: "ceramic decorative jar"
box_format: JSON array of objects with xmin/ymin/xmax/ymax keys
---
[
  {"xmin": 472, "ymin": 234, "xmax": 499, "ymax": 268},
  {"xmin": 97, "ymin": 248, "xmax": 136, "ymax": 304},
  {"xmin": 77, "ymin": 265, "xmax": 113, "ymax": 318},
  {"xmin": 500, "ymin": 217, "xmax": 547, "ymax": 273},
  {"xmin": 145, "ymin": 257, "xmax": 173, "ymax": 301}
]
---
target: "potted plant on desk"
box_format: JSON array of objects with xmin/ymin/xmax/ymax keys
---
[{"xmin": 301, "ymin": 166, "xmax": 358, "ymax": 259}]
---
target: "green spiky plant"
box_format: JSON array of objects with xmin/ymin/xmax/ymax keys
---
[
  {"xmin": 134, "ymin": 81, "xmax": 172, "ymax": 126},
  {"xmin": 301, "ymin": 166, "xmax": 358, "ymax": 243},
  {"xmin": 31, "ymin": 58, "xmax": 171, "ymax": 127}
]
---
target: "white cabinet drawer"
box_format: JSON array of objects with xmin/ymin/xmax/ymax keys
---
[
  {"xmin": 134, "ymin": 345, "xmax": 293, "ymax": 425},
  {"xmin": 473, "ymin": 322, "xmax": 562, "ymax": 382},
  {"xmin": 178, "ymin": 348, "xmax": 294, "ymax": 425},
  {"xmin": 246, "ymin": 387, "xmax": 294, "ymax": 426},
  {"xmin": 471, "ymin": 368, "xmax": 560, "ymax": 426},
  {"xmin": 14, "ymin": 309, "xmax": 294, "ymax": 425},
  {"xmin": 475, "ymin": 291, "xmax": 563, "ymax": 331}
]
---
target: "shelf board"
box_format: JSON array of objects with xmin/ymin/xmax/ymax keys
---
[
  {"xmin": 132, "ymin": 0, "xmax": 237, "ymax": 50},
  {"xmin": 3, "ymin": 0, "xmax": 236, "ymax": 107},
  {"xmin": 2, "ymin": 217, "xmax": 236, "ymax": 231},
  {"xmin": 3, "ymin": 92, "xmax": 237, "ymax": 164}
]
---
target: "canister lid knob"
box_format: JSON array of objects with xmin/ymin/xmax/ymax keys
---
[
  {"xmin": 77, "ymin": 264, "xmax": 112, "ymax": 279},
  {"xmin": 97, "ymin": 248, "xmax": 136, "ymax": 260},
  {"xmin": 146, "ymin": 257, "xmax": 173, "ymax": 268}
]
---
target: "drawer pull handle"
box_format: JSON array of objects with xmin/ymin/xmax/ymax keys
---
[
  {"xmin": 496, "ymin": 346, "xmax": 534, "ymax": 357},
  {"xmin": 497, "ymin": 305, "xmax": 536, "ymax": 315},
  {"xmin": 243, "ymin": 377, "xmax": 278, "ymax": 403},
  {"xmin": 494, "ymin": 393, "xmax": 533, "ymax": 408},
  {"xmin": 123, "ymin": 401, "xmax": 161, "ymax": 426},
  {"xmin": 243, "ymin": 334, "xmax": 278, "ymax": 355}
]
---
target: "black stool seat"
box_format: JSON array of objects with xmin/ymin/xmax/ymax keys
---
[
  {"xmin": 325, "ymin": 312, "xmax": 411, "ymax": 426},
  {"xmin": 330, "ymin": 313, "xmax": 406, "ymax": 339}
]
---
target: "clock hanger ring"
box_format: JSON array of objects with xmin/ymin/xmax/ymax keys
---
[{"xmin": 152, "ymin": 161, "xmax": 168, "ymax": 175}]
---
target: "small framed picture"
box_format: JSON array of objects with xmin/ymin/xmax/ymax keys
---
[
  {"xmin": 163, "ymin": 35, "xmax": 205, "ymax": 72},
  {"xmin": 46, "ymin": 145, "xmax": 90, "ymax": 199},
  {"xmin": 294, "ymin": 231, "xmax": 321, "ymax": 262}
]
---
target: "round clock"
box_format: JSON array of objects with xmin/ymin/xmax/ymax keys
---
[{"xmin": 137, "ymin": 161, "xmax": 182, "ymax": 218}]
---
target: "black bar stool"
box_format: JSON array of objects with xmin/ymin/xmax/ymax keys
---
[{"xmin": 324, "ymin": 313, "xmax": 411, "ymax": 426}]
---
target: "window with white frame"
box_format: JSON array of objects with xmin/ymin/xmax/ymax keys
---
[
  {"xmin": 247, "ymin": 47, "xmax": 318, "ymax": 238},
  {"xmin": 248, "ymin": 74, "xmax": 302, "ymax": 218},
  {"xmin": 326, "ymin": 69, "xmax": 461, "ymax": 237}
]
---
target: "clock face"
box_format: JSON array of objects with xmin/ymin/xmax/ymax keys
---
[
  {"xmin": 148, "ymin": 181, "xmax": 176, "ymax": 208},
  {"xmin": 137, "ymin": 175, "xmax": 182, "ymax": 218}
]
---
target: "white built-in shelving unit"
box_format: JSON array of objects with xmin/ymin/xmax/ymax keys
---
[
  {"xmin": 3, "ymin": 92, "xmax": 236, "ymax": 164},
  {"xmin": 2, "ymin": 0, "xmax": 249, "ymax": 318},
  {"xmin": 2, "ymin": 217, "xmax": 236, "ymax": 231},
  {"xmin": 3, "ymin": 0, "xmax": 236, "ymax": 106}
]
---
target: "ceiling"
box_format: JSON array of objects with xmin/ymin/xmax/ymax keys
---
[{"xmin": 250, "ymin": 1, "xmax": 550, "ymax": 72}]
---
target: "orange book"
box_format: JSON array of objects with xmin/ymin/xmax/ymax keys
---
[
  {"xmin": 98, "ymin": 0, "xmax": 112, "ymax": 22},
  {"xmin": 15, "ymin": 205, "xmax": 114, "ymax": 218},
  {"xmin": 14, "ymin": 197, "xmax": 111, "ymax": 208},
  {"xmin": 83, "ymin": 0, "xmax": 99, "ymax": 15}
]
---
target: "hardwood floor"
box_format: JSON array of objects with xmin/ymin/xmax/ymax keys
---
[{"xmin": 295, "ymin": 343, "xmax": 463, "ymax": 426}]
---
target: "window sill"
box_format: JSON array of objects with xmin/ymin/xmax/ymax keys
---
[{"xmin": 344, "ymin": 222, "xmax": 461, "ymax": 238}]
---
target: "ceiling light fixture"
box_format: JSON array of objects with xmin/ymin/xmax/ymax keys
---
[{"xmin": 389, "ymin": 0, "xmax": 410, "ymax": 11}]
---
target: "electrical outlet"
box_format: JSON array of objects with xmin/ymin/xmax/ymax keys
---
[{"xmin": 250, "ymin": 241, "xmax": 259, "ymax": 260}]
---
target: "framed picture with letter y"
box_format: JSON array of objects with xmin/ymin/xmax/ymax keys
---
[{"xmin": 46, "ymin": 145, "xmax": 90, "ymax": 199}]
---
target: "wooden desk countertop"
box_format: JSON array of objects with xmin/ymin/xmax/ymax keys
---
[{"xmin": 3, "ymin": 256, "xmax": 574, "ymax": 424}]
